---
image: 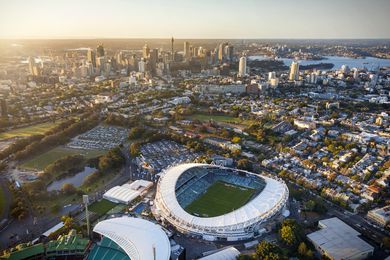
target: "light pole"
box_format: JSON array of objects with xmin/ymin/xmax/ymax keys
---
[{"xmin": 83, "ymin": 195, "xmax": 90, "ymax": 238}]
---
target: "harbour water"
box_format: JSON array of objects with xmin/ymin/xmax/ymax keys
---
[{"xmin": 249, "ymin": 55, "xmax": 390, "ymax": 70}]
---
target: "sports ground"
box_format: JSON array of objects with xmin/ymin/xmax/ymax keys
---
[
  {"xmin": 185, "ymin": 181, "xmax": 255, "ymax": 217},
  {"xmin": 20, "ymin": 146, "xmax": 105, "ymax": 170},
  {"xmin": 0, "ymin": 121, "xmax": 63, "ymax": 140}
]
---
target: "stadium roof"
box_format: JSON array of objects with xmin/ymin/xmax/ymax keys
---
[
  {"xmin": 199, "ymin": 247, "xmax": 240, "ymax": 260},
  {"xmin": 42, "ymin": 222, "xmax": 64, "ymax": 237},
  {"xmin": 93, "ymin": 216, "xmax": 170, "ymax": 260},
  {"xmin": 156, "ymin": 163, "xmax": 288, "ymax": 228}
]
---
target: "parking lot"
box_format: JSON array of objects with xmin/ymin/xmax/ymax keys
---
[
  {"xmin": 134, "ymin": 140, "xmax": 200, "ymax": 182},
  {"xmin": 67, "ymin": 125, "xmax": 129, "ymax": 150}
]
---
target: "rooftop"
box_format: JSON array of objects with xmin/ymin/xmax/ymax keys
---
[
  {"xmin": 369, "ymin": 205, "xmax": 390, "ymax": 219},
  {"xmin": 307, "ymin": 217, "xmax": 374, "ymax": 260}
]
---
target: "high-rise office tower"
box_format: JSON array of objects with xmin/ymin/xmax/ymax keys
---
[
  {"xmin": 238, "ymin": 56, "xmax": 247, "ymax": 77},
  {"xmin": 218, "ymin": 42, "xmax": 228, "ymax": 62},
  {"xmin": 289, "ymin": 61, "xmax": 299, "ymax": 81},
  {"xmin": 138, "ymin": 59, "xmax": 146, "ymax": 73},
  {"xmin": 87, "ymin": 49, "xmax": 96, "ymax": 68},
  {"xmin": 226, "ymin": 45, "xmax": 234, "ymax": 61},
  {"xmin": 171, "ymin": 37, "xmax": 174, "ymax": 62},
  {"xmin": 268, "ymin": 71, "xmax": 276, "ymax": 80},
  {"xmin": 309, "ymin": 72, "xmax": 318, "ymax": 84},
  {"xmin": 143, "ymin": 44, "xmax": 150, "ymax": 59},
  {"xmin": 341, "ymin": 64, "xmax": 350, "ymax": 74},
  {"xmin": 96, "ymin": 44, "xmax": 105, "ymax": 57},
  {"xmin": 184, "ymin": 41, "xmax": 190, "ymax": 59},
  {"xmin": 149, "ymin": 49, "xmax": 158, "ymax": 73},
  {"xmin": 353, "ymin": 68, "xmax": 359, "ymax": 80},
  {"xmin": 129, "ymin": 54, "xmax": 137, "ymax": 71},
  {"xmin": 116, "ymin": 51, "xmax": 124, "ymax": 65},
  {"xmin": 28, "ymin": 56, "xmax": 35, "ymax": 75}
]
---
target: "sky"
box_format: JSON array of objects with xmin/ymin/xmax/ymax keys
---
[{"xmin": 0, "ymin": 0, "xmax": 389, "ymax": 39}]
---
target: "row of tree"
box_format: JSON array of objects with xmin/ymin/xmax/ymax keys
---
[
  {"xmin": 9, "ymin": 182, "xmax": 29, "ymax": 220},
  {"xmin": 43, "ymin": 155, "xmax": 85, "ymax": 180},
  {"xmin": 0, "ymin": 118, "xmax": 84, "ymax": 161},
  {"xmin": 13, "ymin": 114, "xmax": 99, "ymax": 161}
]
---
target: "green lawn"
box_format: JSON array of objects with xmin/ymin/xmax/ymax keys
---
[
  {"xmin": 188, "ymin": 114, "xmax": 242, "ymax": 124},
  {"xmin": 20, "ymin": 146, "xmax": 106, "ymax": 171},
  {"xmin": 88, "ymin": 199, "xmax": 117, "ymax": 215},
  {"xmin": 0, "ymin": 121, "xmax": 63, "ymax": 140},
  {"xmin": 185, "ymin": 181, "xmax": 255, "ymax": 217}
]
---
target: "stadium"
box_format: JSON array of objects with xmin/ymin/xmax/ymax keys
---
[
  {"xmin": 89, "ymin": 217, "xmax": 171, "ymax": 260},
  {"xmin": 154, "ymin": 163, "xmax": 289, "ymax": 241}
]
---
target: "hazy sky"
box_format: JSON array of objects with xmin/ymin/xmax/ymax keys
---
[{"xmin": 0, "ymin": 0, "xmax": 389, "ymax": 39}]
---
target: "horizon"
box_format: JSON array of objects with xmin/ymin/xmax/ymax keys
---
[
  {"xmin": 1, "ymin": 0, "xmax": 390, "ymax": 39},
  {"xmin": 1, "ymin": 37, "xmax": 390, "ymax": 41}
]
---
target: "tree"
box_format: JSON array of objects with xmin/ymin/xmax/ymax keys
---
[
  {"xmin": 256, "ymin": 240, "xmax": 285, "ymax": 260},
  {"xmin": 61, "ymin": 215, "xmax": 74, "ymax": 230},
  {"xmin": 297, "ymin": 242, "xmax": 313, "ymax": 258},
  {"xmin": 298, "ymin": 242, "xmax": 308, "ymax": 256},
  {"xmin": 129, "ymin": 142, "xmax": 141, "ymax": 157},
  {"xmin": 280, "ymin": 225, "xmax": 296, "ymax": 246},
  {"xmin": 237, "ymin": 159, "xmax": 251, "ymax": 171},
  {"xmin": 231, "ymin": 136, "xmax": 241, "ymax": 143},
  {"xmin": 62, "ymin": 183, "xmax": 76, "ymax": 195},
  {"xmin": 383, "ymin": 236, "xmax": 390, "ymax": 249},
  {"xmin": 128, "ymin": 127, "xmax": 144, "ymax": 140},
  {"xmin": 303, "ymin": 200, "xmax": 316, "ymax": 211},
  {"xmin": 97, "ymin": 148, "xmax": 125, "ymax": 172},
  {"xmin": 50, "ymin": 204, "xmax": 61, "ymax": 214},
  {"xmin": 279, "ymin": 219, "xmax": 303, "ymax": 248},
  {"xmin": 98, "ymin": 156, "xmax": 111, "ymax": 172},
  {"xmin": 237, "ymin": 254, "xmax": 255, "ymax": 260}
]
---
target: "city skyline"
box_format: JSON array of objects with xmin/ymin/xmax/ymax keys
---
[{"xmin": 0, "ymin": 0, "xmax": 390, "ymax": 39}]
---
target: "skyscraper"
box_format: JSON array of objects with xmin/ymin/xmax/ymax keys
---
[
  {"xmin": 28, "ymin": 56, "xmax": 35, "ymax": 75},
  {"xmin": 184, "ymin": 41, "xmax": 190, "ymax": 59},
  {"xmin": 353, "ymin": 68, "xmax": 359, "ymax": 80},
  {"xmin": 149, "ymin": 48, "xmax": 158, "ymax": 73},
  {"xmin": 87, "ymin": 49, "xmax": 96, "ymax": 68},
  {"xmin": 138, "ymin": 59, "xmax": 146, "ymax": 73},
  {"xmin": 96, "ymin": 44, "xmax": 105, "ymax": 57},
  {"xmin": 171, "ymin": 37, "xmax": 174, "ymax": 62},
  {"xmin": 143, "ymin": 44, "xmax": 150, "ymax": 59},
  {"xmin": 238, "ymin": 56, "xmax": 247, "ymax": 77},
  {"xmin": 289, "ymin": 61, "xmax": 299, "ymax": 81},
  {"xmin": 226, "ymin": 45, "xmax": 234, "ymax": 61},
  {"xmin": 268, "ymin": 71, "xmax": 276, "ymax": 80},
  {"xmin": 129, "ymin": 54, "xmax": 137, "ymax": 71},
  {"xmin": 218, "ymin": 42, "xmax": 228, "ymax": 62}
]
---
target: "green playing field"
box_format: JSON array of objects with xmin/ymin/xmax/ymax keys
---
[{"xmin": 185, "ymin": 181, "xmax": 255, "ymax": 217}]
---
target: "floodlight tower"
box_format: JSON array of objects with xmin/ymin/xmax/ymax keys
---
[{"xmin": 83, "ymin": 195, "xmax": 90, "ymax": 238}]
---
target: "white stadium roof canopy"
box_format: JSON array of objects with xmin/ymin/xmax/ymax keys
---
[
  {"xmin": 199, "ymin": 247, "xmax": 240, "ymax": 260},
  {"xmin": 93, "ymin": 216, "xmax": 170, "ymax": 260},
  {"xmin": 156, "ymin": 163, "xmax": 288, "ymax": 229}
]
